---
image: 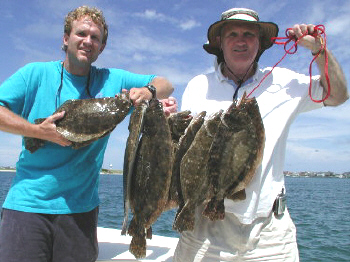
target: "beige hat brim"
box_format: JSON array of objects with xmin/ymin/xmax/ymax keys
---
[{"xmin": 204, "ymin": 19, "xmax": 279, "ymax": 58}]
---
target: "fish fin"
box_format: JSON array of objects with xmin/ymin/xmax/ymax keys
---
[
  {"xmin": 146, "ymin": 227, "xmax": 152, "ymax": 239},
  {"xmin": 173, "ymin": 203, "xmax": 195, "ymax": 233},
  {"xmin": 202, "ymin": 198, "xmax": 225, "ymax": 221},
  {"xmin": 227, "ymin": 189, "xmax": 246, "ymax": 201},
  {"xmin": 24, "ymin": 137, "xmax": 46, "ymax": 153},
  {"xmin": 121, "ymin": 207, "xmax": 129, "ymax": 236}
]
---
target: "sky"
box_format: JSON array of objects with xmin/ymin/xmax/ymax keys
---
[{"xmin": 0, "ymin": 0, "xmax": 349, "ymax": 173}]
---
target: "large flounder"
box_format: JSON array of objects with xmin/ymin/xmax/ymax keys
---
[
  {"xmin": 24, "ymin": 92, "xmax": 132, "ymax": 153},
  {"xmin": 121, "ymin": 100, "xmax": 148, "ymax": 236},
  {"xmin": 203, "ymin": 94, "xmax": 265, "ymax": 221},
  {"xmin": 226, "ymin": 95, "xmax": 265, "ymax": 201},
  {"xmin": 165, "ymin": 111, "xmax": 206, "ymax": 211},
  {"xmin": 126, "ymin": 99, "xmax": 173, "ymax": 259},
  {"xmin": 173, "ymin": 110, "xmax": 222, "ymax": 232}
]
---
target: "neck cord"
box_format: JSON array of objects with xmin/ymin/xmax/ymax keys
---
[
  {"xmin": 224, "ymin": 61, "xmax": 255, "ymax": 100},
  {"xmin": 56, "ymin": 62, "xmax": 92, "ymax": 110}
]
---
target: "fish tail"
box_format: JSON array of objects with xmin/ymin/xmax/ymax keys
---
[
  {"xmin": 129, "ymin": 227, "xmax": 147, "ymax": 258},
  {"xmin": 202, "ymin": 198, "xmax": 225, "ymax": 221},
  {"xmin": 173, "ymin": 204, "xmax": 195, "ymax": 232},
  {"xmin": 23, "ymin": 137, "xmax": 46, "ymax": 153}
]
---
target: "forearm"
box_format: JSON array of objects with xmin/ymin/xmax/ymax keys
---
[
  {"xmin": 0, "ymin": 106, "xmax": 38, "ymax": 137},
  {"xmin": 315, "ymin": 49, "xmax": 349, "ymax": 106},
  {"xmin": 150, "ymin": 77, "xmax": 174, "ymax": 99}
]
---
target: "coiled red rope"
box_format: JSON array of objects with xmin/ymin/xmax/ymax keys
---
[{"xmin": 246, "ymin": 25, "xmax": 330, "ymax": 103}]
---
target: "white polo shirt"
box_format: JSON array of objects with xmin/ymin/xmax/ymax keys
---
[{"xmin": 181, "ymin": 60, "xmax": 323, "ymax": 224}]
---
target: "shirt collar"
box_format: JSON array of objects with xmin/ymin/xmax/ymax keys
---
[{"xmin": 214, "ymin": 59, "xmax": 261, "ymax": 86}]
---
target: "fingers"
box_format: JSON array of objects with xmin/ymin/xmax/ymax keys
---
[
  {"xmin": 289, "ymin": 24, "xmax": 316, "ymax": 38},
  {"xmin": 288, "ymin": 24, "xmax": 321, "ymax": 51},
  {"xmin": 129, "ymin": 87, "xmax": 152, "ymax": 105},
  {"xmin": 161, "ymin": 97, "xmax": 178, "ymax": 116},
  {"xmin": 40, "ymin": 111, "xmax": 71, "ymax": 147},
  {"xmin": 49, "ymin": 111, "xmax": 66, "ymax": 123}
]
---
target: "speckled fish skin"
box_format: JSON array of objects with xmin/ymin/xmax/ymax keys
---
[
  {"xmin": 167, "ymin": 110, "xmax": 193, "ymax": 145},
  {"xmin": 121, "ymin": 100, "xmax": 149, "ymax": 236},
  {"xmin": 173, "ymin": 110, "xmax": 222, "ymax": 233},
  {"xmin": 24, "ymin": 92, "xmax": 132, "ymax": 153},
  {"xmin": 203, "ymin": 95, "xmax": 264, "ymax": 221},
  {"xmin": 165, "ymin": 111, "xmax": 206, "ymax": 211},
  {"xmin": 127, "ymin": 99, "xmax": 173, "ymax": 259},
  {"xmin": 226, "ymin": 95, "xmax": 265, "ymax": 201}
]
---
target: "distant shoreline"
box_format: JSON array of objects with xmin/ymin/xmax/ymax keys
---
[
  {"xmin": 0, "ymin": 168, "xmax": 122, "ymax": 175},
  {"xmin": 0, "ymin": 169, "xmax": 15, "ymax": 173},
  {"xmin": 0, "ymin": 168, "xmax": 349, "ymax": 178}
]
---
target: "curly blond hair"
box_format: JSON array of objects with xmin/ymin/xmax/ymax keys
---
[{"xmin": 62, "ymin": 6, "xmax": 108, "ymax": 51}]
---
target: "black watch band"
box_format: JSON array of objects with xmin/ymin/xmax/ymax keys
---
[{"xmin": 145, "ymin": 84, "xmax": 156, "ymax": 98}]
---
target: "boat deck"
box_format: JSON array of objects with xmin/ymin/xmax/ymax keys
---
[{"xmin": 97, "ymin": 227, "xmax": 178, "ymax": 261}]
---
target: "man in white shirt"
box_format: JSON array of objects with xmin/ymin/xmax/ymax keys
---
[{"xmin": 174, "ymin": 7, "xmax": 348, "ymax": 262}]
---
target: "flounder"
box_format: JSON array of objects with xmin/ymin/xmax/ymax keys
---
[
  {"xmin": 203, "ymin": 94, "xmax": 265, "ymax": 221},
  {"xmin": 125, "ymin": 99, "xmax": 173, "ymax": 258},
  {"xmin": 165, "ymin": 111, "xmax": 206, "ymax": 211},
  {"xmin": 173, "ymin": 110, "xmax": 222, "ymax": 232},
  {"xmin": 226, "ymin": 94, "xmax": 265, "ymax": 201},
  {"xmin": 24, "ymin": 92, "xmax": 132, "ymax": 153},
  {"xmin": 167, "ymin": 110, "xmax": 193, "ymax": 147},
  {"xmin": 121, "ymin": 100, "xmax": 149, "ymax": 236}
]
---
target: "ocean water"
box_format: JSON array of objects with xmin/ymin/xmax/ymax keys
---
[{"xmin": 0, "ymin": 172, "xmax": 349, "ymax": 261}]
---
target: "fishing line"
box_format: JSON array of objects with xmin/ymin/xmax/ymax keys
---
[{"xmin": 246, "ymin": 25, "xmax": 330, "ymax": 103}]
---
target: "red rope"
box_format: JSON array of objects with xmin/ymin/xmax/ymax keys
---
[{"xmin": 246, "ymin": 25, "xmax": 330, "ymax": 103}]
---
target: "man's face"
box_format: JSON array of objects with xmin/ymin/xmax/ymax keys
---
[
  {"xmin": 218, "ymin": 22, "xmax": 260, "ymax": 69},
  {"xmin": 63, "ymin": 16, "xmax": 105, "ymax": 67}
]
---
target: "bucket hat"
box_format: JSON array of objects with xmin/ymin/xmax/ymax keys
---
[{"xmin": 203, "ymin": 8, "xmax": 279, "ymax": 61}]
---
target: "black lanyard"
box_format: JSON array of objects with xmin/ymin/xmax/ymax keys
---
[
  {"xmin": 232, "ymin": 80, "xmax": 243, "ymax": 100},
  {"xmin": 55, "ymin": 62, "xmax": 92, "ymax": 110}
]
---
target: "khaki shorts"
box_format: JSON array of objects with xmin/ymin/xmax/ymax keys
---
[{"xmin": 174, "ymin": 207, "xmax": 299, "ymax": 262}]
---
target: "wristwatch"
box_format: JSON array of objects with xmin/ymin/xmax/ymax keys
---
[{"xmin": 145, "ymin": 84, "xmax": 156, "ymax": 98}]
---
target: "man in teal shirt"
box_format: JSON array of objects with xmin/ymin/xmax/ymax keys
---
[{"xmin": 0, "ymin": 6, "xmax": 174, "ymax": 262}]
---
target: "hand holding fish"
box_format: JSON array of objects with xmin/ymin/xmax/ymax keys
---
[
  {"xmin": 37, "ymin": 111, "xmax": 72, "ymax": 147},
  {"xmin": 128, "ymin": 87, "xmax": 153, "ymax": 105}
]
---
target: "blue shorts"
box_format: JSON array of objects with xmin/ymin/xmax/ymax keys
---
[{"xmin": 0, "ymin": 208, "xmax": 99, "ymax": 262}]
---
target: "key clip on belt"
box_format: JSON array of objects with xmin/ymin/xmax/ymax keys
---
[{"xmin": 273, "ymin": 188, "xmax": 286, "ymax": 217}]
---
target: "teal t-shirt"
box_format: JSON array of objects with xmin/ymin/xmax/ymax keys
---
[{"xmin": 0, "ymin": 60, "xmax": 155, "ymax": 214}]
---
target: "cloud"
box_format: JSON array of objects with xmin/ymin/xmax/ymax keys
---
[
  {"xmin": 179, "ymin": 19, "xmax": 201, "ymax": 30},
  {"xmin": 133, "ymin": 9, "xmax": 200, "ymax": 31},
  {"xmin": 135, "ymin": 9, "xmax": 168, "ymax": 21}
]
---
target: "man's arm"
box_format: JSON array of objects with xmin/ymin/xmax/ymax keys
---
[
  {"xmin": 313, "ymin": 49, "xmax": 348, "ymax": 106},
  {"xmin": 0, "ymin": 106, "xmax": 71, "ymax": 146},
  {"xmin": 289, "ymin": 24, "xmax": 349, "ymax": 106},
  {"xmin": 129, "ymin": 76, "xmax": 174, "ymax": 105}
]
